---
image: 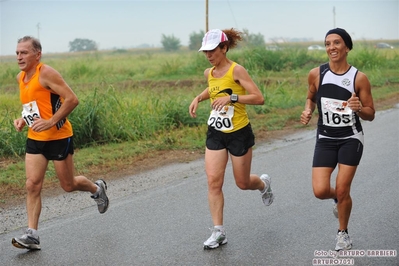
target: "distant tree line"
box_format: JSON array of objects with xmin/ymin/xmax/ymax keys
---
[
  {"xmin": 69, "ymin": 38, "xmax": 98, "ymax": 52},
  {"xmin": 68, "ymin": 29, "xmax": 265, "ymax": 52}
]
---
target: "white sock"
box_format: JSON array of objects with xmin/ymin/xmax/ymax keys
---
[
  {"xmin": 214, "ymin": 225, "xmax": 224, "ymax": 231},
  {"xmin": 260, "ymin": 180, "xmax": 267, "ymax": 193},
  {"xmin": 28, "ymin": 228, "xmax": 38, "ymax": 237},
  {"xmin": 92, "ymin": 184, "xmax": 100, "ymax": 197}
]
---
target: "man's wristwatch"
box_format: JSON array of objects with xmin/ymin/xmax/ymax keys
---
[{"xmin": 230, "ymin": 94, "xmax": 238, "ymax": 103}]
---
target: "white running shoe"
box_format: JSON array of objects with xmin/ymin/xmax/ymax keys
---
[
  {"xmin": 203, "ymin": 227, "xmax": 227, "ymax": 250},
  {"xmin": 12, "ymin": 229, "xmax": 41, "ymax": 250},
  {"xmin": 335, "ymin": 231, "xmax": 352, "ymax": 251},
  {"xmin": 260, "ymin": 174, "xmax": 274, "ymax": 206},
  {"xmin": 91, "ymin": 179, "xmax": 109, "ymax": 214},
  {"xmin": 332, "ymin": 199, "xmax": 338, "ymax": 218}
]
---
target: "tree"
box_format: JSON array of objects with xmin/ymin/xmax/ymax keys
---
[
  {"xmin": 69, "ymin": 38, "xmax": 98, "ymax": 52},
  {"xmin": 188, "ymin": 30, "xmax": 205, "ymax": 51},
  {"xmin": 241, "ymin": 29, "xmax": 265, "ymax": 48},
  {"xmin": 161, "ymin": 34, "xmax": 181, "ymax": 52}
]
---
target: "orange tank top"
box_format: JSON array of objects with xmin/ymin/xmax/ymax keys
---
[{"xmin": 19, "ymin": 63, "xmax": 73, "ymax": 141}]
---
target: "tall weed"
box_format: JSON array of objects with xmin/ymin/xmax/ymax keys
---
[{"xmin": 1, "ymin": 46, "xmax": 398, "ymax": 157}]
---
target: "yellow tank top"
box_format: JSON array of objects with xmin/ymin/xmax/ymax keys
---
[
  {"xmin": 208, "ymin": 62, "xmax": 249, "ymax": 133},
  {"xmin": 19, "ymin": 63, "xmax": 73, "ymax": 141}
]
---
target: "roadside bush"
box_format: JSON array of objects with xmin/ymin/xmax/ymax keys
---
[{"xmin": 1, "ymin": 46, "xmax": 398, "ymax": 157}]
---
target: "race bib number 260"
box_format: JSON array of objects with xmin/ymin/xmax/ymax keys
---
[
  {"xmin": 321, "ymin": 97, "xmax": 353, "ymax": 127},
  {"xmin": 21, "ymin": 101, "xmax": 41, "ymax": 127},
  {"xmin": 207, "ymin": 106, "xmax": 234, "ymax": 131}
]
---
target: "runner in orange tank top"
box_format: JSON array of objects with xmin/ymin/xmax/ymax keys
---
[
  {"xmin": 11, "ymin": 36, "xmax": 109, "ymax": 251},
  {"xmin": 19, "ymin": 62, "xmax": 73, "ymax": 141}
]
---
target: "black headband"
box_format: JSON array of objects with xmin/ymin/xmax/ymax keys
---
[{"xmin": 325, "ymin": 28, "xmax": 353, "ymax": 50}]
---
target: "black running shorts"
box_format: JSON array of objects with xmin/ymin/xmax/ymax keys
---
[
  {"xmin": 312, "ymin": 136, "xmax": 363, "ymax": 167},
  {"xmin": 206, "ymin": 123, "xmax": 255, "ymax": 157},
  {"xmin": 26, "ymin": 137, "xmax": 74, "ymax": 161}
]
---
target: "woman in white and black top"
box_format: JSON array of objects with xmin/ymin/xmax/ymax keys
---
[{"xmin": 301, "ymin": 28, "xmax": 375, "ymax": 252}]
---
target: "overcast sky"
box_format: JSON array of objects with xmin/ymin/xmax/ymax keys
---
[{"xmin": 0, "ymin": 0, "xmax": 398, "ymax": 56}]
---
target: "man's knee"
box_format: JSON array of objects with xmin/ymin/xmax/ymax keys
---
[
  {"xmin": 25, "ymin": 178, "xmax": 43, "ymax": 194},
  {"xmin": 60, "ymin": 181, "xmax": 75, "ymax": 192}
]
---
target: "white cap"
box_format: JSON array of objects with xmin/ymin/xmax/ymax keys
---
[{"xmin": 198, "ymin": 29, "xmax": 228, "ymax": 51}]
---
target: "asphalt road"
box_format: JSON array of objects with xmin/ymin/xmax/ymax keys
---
[{"xmin": 1, "ymin": 107, "xmax": 398, "ymax": 266}]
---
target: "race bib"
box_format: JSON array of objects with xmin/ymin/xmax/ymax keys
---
[
  {"xmin": 207, "ymin": 106, "xmax": 234, "ymax": 131},
  {"xmin": 321, "ymin": 97, "xmax": 353, "ymax": 127},
  {"xmin": 21, "ymin": 101, "xmax": 41, "ymax": 127}
]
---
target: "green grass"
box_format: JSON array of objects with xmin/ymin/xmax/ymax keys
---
[{"xmin": 1, "ymin": 44, "xmax": 398, "ymax": 194}]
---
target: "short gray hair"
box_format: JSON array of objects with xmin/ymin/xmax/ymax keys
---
[{"xmin": 18, "ymin": 36, "xmax": 42, "ymax": 52}]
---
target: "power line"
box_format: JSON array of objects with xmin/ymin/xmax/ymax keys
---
[
  {"xmin": 37, "ymin": 23, "xmax": 41, "ymax": 39},
  {"xmin": 333, "ymin": 6, "xmax": 336, "ymax": 28},
  {"xmin": 226, "ymin": 0, "xmax": 238, "ymax": 29}
]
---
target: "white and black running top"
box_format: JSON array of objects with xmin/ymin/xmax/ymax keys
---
[{"xmin": 316, "ymin": 63, "xmax": 363, "ymax": 138}]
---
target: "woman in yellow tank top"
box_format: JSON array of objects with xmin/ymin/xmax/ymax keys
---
[{"xmin": 189, "ymin": 28, "xmax": 275, "ymax": 250}]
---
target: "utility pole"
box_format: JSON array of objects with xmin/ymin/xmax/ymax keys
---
[
  {"xmin": 205, "ymin": 0, "xmax": 208, "ymax": 32},
  {"xmin": 333, "ymin": 6, "xmax": 336, "ymax": 28},
  {"xmin": 37, "ymin": 23, "xmax": 41, "ymax": 39}
]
